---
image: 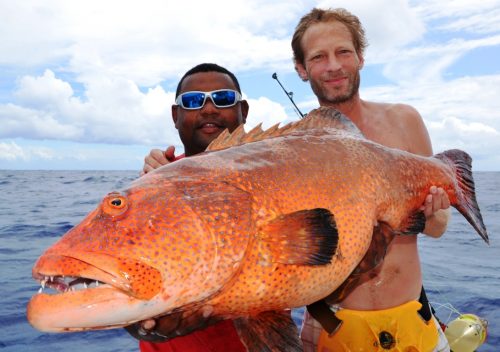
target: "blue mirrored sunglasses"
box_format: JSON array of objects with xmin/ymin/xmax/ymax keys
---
[{"xmin": 175, "ymin": 89, "xmax": 242, "ymax": 110}]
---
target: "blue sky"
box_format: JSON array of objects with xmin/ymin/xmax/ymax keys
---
[{"xmin": 1, "ymin": 0, "xmax": 499, "ymax": 171}]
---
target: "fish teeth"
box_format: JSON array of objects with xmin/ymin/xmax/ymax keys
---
[{"xmin": 35, "ymin": 275, "xmax": 105, "ymax": 295}]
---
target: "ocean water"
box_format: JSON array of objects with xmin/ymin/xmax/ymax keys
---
[{"xmin": 0, "ymin": 170, "xmax": 498, "ymax": 351}]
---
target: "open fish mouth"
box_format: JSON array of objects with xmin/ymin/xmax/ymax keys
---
[
  {"xmin": 27, "ymin": 272, "xmax": 146, "ymax": 332},
  {"xmin": 27, "ymin": 254, "xmax": 164, "ymax": 332},
  {"xmin": 35, "ymin": 274, "xmax": 108, "ymax": 294},
  {"xmin": 31, "ymin": 253, "xmax": 162, "ymax": 300}
]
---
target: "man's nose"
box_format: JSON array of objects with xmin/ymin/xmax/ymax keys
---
[
  {"xmin": 326, "ymin": 56, "xmax": 342, "ymax": 71},
  {"xmin": 200, "ymin": 97, "xmax": 219, "ymax": 113}
]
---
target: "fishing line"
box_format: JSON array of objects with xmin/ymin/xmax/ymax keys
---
[
  {"xmin": 429, "ymin": 286, "xmax": 462, "ymax": 323},
  {"xmin": 272, "ymin": 73, "xmax": 305, "ymax": 119}
]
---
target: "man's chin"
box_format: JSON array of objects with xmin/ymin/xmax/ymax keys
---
[
  {"xmin": 194, "ymin": 136, "xmax": 221, "ymax": 151},
  {"xmin": 323, "ymin": 89, "xmax": 357, "ymax": 105}
]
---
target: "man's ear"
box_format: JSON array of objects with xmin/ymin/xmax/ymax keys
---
[
  {"xmin": 295, "ymin": 61, "xmax": 308, "ymax": 82},
  {"xmin": 240, "ymin": 100, "xmax": 249, "ymax": 124},
  {"xmin": 171, "ymin": 105, "xmax": 179, "ymax": 129},
  {"xmin": 358, "ymin": 54, "xmax": 365, "ymax": 70}
]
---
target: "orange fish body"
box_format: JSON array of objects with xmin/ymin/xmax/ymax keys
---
[{"xmin": 27, "ymin": 107, "xmax": 487, "ymax": 349}]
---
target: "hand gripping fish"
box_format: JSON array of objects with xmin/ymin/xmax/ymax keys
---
[{"xmin": 27, "ymin": 107, "xmax": 488, "ymax": 351}]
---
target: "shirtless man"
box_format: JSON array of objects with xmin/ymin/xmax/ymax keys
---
[{"xmin": 292, "ymin": 8, "xmax": 451, "ymax": 351}]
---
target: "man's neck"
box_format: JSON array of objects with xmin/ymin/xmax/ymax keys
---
[{"xmin": 319, "ymin": 94, "xmax": 366, "ymax": 127}]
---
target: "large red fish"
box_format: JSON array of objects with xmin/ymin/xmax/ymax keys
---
[{"xmin": 27, "ymin": 107, "xmax": 488, "ymax": 351}]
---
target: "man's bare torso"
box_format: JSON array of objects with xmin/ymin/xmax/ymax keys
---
[{"xmin": 338, "ymin": 101, "xmax": 431, "ymax": 310}]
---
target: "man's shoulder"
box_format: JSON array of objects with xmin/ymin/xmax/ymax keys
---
[
  {"xmin": 364, "ymin": 101, "xmax": 422, "ymax": 126},
  {"xmin": 371, "ymin": 102, "xmax": 419, "ymax": 117},
  {"xmin": 361, "ymin": 101, "xmax": 429, "ymax": 152}
]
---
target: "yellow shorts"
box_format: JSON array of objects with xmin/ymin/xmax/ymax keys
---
[{"xmin": 316, "ymin": 301, "xmax": 439, "ymax": 352}]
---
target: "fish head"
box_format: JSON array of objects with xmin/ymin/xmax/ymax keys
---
[{"xmin": 27, "ymin": 174, "xmax": 254, "ymax": 332}]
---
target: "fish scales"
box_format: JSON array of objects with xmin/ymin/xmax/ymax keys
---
[
  {"xmin": 27, "ymin": 107, "xmax": 488, "ymax": 351},
  {"xmin": 177, "ymin": 129, "xmax": 424, "ymax": 314}
]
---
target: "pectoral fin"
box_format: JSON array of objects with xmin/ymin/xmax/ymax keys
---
[
  {"xmin": 234, "ymin": 310, "xmax": 302, "ymax": 352},
  {"xmin": 259, "ymin": 208, "xmax": 338, "ymax": 266},
  {"xmin": 397, "ymin": 211, "xmax": 426, "ymax": 235}
]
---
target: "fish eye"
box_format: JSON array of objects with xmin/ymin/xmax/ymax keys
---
[
  {"xmin": 110, "ymin": 198, "xmax": 124, "ymax": 208},
  {"xmin": 102, "ymin": 192, "xmax": 128, "ymax": 219}
]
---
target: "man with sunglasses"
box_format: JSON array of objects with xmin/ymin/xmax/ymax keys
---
[
  {"xmin": 131, "ymin": 63, "xmax": 249, "ymax": 351},
  {"xmin": 141, "ymin": 63, "xmax": 249, "ymax": 175}
]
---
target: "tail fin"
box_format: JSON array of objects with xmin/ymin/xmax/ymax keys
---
[{"xmin": 435, "ymin": 149, "xmax": 489, "ymax": 244}]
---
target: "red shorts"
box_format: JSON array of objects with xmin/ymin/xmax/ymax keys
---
[{"xmin": 139, "ymin": 320, "xmax": 246, "ymax": 352}]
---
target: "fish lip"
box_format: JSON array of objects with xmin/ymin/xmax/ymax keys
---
[{"xmin": 26, "ymin": 284, "xmax": 142, "ymax": 332}]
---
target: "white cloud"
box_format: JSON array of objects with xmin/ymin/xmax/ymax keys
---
[
  {"xmin": 0, "ymin": 141, "xmax": 55, "ymax": 161},
  {"xmin": 1, "ymin": 70, "xmax": 179, "ymax": 145},
  {"xmin": 380, "ymin": 35, "xmax": 500, "ymax": 84},
  {"xmin": 0, "ymin": 69, "xmax": 289, "ymax": 147},
  {"xmin": 32, "ymin": 148, "xmax": 55, "ymax": 160},
  {"xmin": 0, "ymin": 1, "xmax": 499, "ymax": 170},
  {"xmin": 0, "ymin": 141, "xmax": 27, "ymax": 161},
  {"xmin": 363, "ymin": 75, "xmax": 500, "ymax": 166},
  {"xmin": 0, "ymin": 0, "xmax": 300, "ymax": 85},
  {"xmin": 0, "ymin": 103, "xmax": 83, "ymax": 140},
  {"xmin": 15, "ymin": 69, "xmax": 75, "ymax": 108},
  {"xmin": 436, "ymin": 7, "xmax": 500, "ymax": 34},
  {"xmin": 245, "ymin": 96, "xmax": 290, "ymax": 130},
  {"xmin": 413, "ymin": 0, "xmax": 500, "ymax": 34}
]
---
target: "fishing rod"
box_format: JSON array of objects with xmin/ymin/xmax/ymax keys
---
[{"xmin": 272, "ymin": 73, "xmax": 305, "ymax": 119}]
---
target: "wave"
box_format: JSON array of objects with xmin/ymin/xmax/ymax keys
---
[{"xmin": 2, "ymin": 222, "xmax": 74, "ymax": 238}]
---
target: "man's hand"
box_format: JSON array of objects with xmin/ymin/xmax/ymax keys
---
[
  {"xmin": 141, "ymin": 146, "xmax": 176, "ymax": 176},
  {"xmin": 420, "ymin": 186, "xmax": 450, "ymax": 217},
  {"xmin": 124, "ymin": 305, "xmax": 218, "ymax": 342},
  {"xmin": 420, "ymin": 186, "xmax": 451, "ymax": 237}
]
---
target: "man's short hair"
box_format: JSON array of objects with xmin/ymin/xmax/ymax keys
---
[
  {"xmin": 291, "ymin": 8, "xmax": 368, "ymax": 66},
  {"xmin": 175, "ymin": 63, "xmax": 242, "ymax": 98}
]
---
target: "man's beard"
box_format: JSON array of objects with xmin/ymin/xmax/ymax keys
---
[{"xmin": 310, "ymin": 70, "xmax": 360, "ymax": 105}]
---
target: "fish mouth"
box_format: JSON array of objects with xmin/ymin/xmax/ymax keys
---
[
  {"xmin": 27, "ymin": 253, "xmax": 164, "ymax": 332},
  {"xmin": 34, "ymin": 273, "xmax": 107, "ymax": 295},
  {"xmin": 31, "ymin": 252, "xmax": 162, "ymax": 300}
]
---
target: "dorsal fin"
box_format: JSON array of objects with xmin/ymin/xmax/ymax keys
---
[{"xmin": 206, "ymin": 106, "xmax": 363, "ymax": 152}]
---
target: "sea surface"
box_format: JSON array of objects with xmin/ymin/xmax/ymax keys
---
[{"xmin": 0, "ymin": 170, "xmax": 498, "ymax": 351}]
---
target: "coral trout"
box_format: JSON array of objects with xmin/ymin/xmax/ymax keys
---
[{"xmin": 27, "ymin": 107, "xmax": 488, "ymax": 351}]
